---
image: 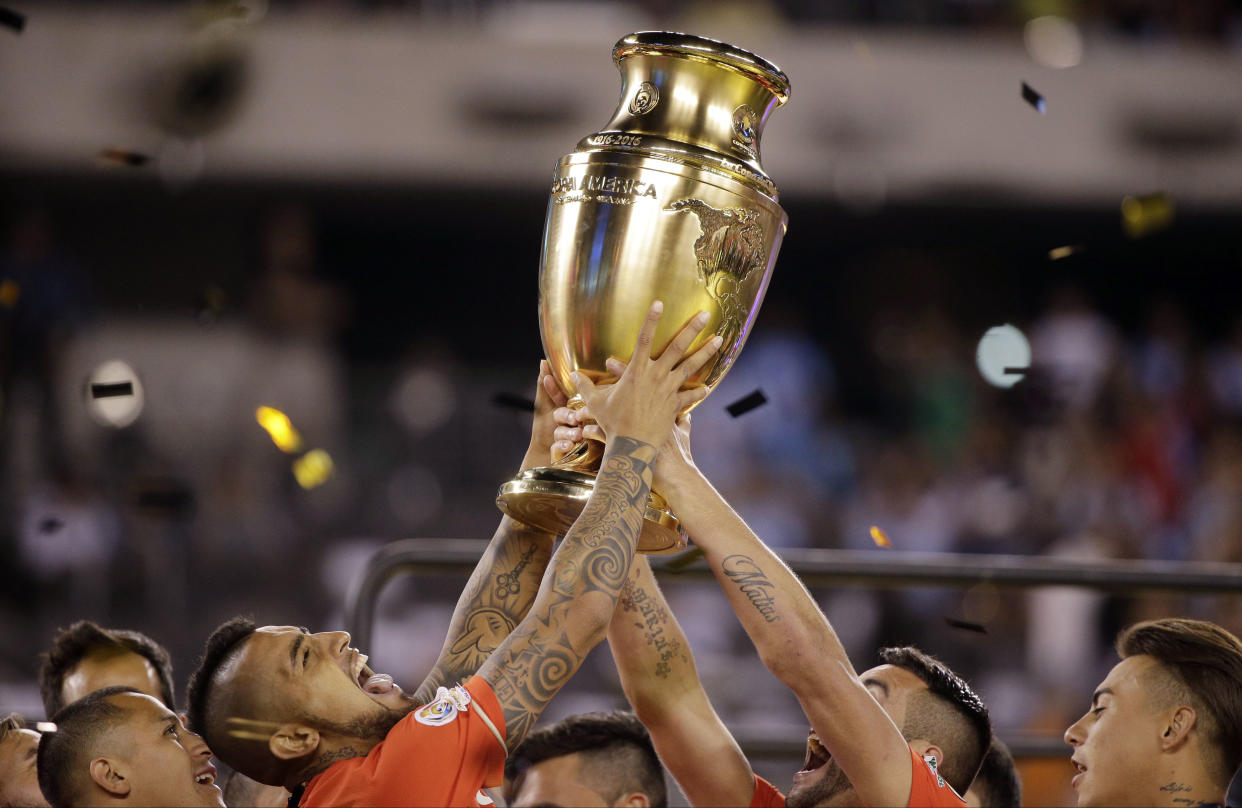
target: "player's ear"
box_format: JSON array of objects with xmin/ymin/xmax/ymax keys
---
[
  {"xmin": 919, "ymin": 743, "xmax": 945, "ymax": 770},
  {"xmin": 615, "ymin": 792, "xmax": 652, "ymax": 808},
  {"xmin": 1159, "ymin": 705, "xmax": 1197, "ymax": 751},
  {"xmin": 89, "ymin": 756, "xmax": 131, "ymax": 797},
  {"xmin": 269, "ymin": 723, "xmax": 320, "ymax": 761}
]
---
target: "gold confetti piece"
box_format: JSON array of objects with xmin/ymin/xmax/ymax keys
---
[
  {"xmin": 1048, "ymin": 244, "xmax": 1083, "ymax": 260},
  {"xmin": 1122, "ymin": 193, "xmax": 1174, "ymax": 239},
  {"xmin": 870, "ymin": 525, "xmax": 892, "ymax": 548},
  {"xmin": 0, "ymin": 278, "xmax": 18, "ymax": 308},
  {"xmin": 255, "ymin": 406, "xmax": 303, "ymax": 453},
  {"xmin": 292, "ymin": 449, "xmax": 333, "ymax": 489}
]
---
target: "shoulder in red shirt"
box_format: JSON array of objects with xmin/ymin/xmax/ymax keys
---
[{"xmin": 299, "ymin": 676, "xmax": 507, "ymax": 808}]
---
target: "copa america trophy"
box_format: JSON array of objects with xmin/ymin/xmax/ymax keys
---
[{"xmin": 497, "ymin": 31, "xmax": 790, "ymax": 553}]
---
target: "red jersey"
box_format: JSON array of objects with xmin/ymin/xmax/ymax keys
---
[
  {"xmin": 299, "ymin": 676, "xmax": 507, "ymax": 808},
  {"xmin": 747, "ymin": 745, "xmax": 966, "ymax": 808}
]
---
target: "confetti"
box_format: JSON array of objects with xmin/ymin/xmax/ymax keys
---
[
  {"xmin": 34, "ymin": 722, "xmax": 56, "ymax": 734},
  {"xmin": 97, "ymin": 148, "xmax": 151, "ymax": 168},
  {"xmin": 726, "ymin": 389, "xmax": 767, "ymax": 418},
  {"xmin": 255, "ymin": 406, "xmax": 303, "ymax": 453},
  {"xmin": 1048, "ymin": 244, "xmax": 1083, "ymax": 260},
  {"xmin": 492, "ymin": 392, "xmax": 536, "ymax": 413},
  {"xmin": 38, "ymin": 517, "xmax": 64, "ymax": 534},
  {"xmin": 1122, "ymin": 193, "xmax": 1174, "ymax": 239},
  {"xmin": 944, "ymin": 617, "xmax": 988, "ymax": 634},
  {"xmin": 0, "ymin": 6, "xmax": 25, "ymax": 33},
  {"xmin": 869, "ymin": 525, "xmax": 892, "ymax": 548},
  {"xmin": 0, "ymin": 278, "xmax": 19, "ymax": 308},
  {"xmin": 90, "ymin": 381, "xmax": 134, "ymax": 399},
  {"xmin": 1021, "ymin": 81, "xmax": 1046, "ymax": 114},
  {"xmin": 292, "ymin": 449, "xmax": 333, "ymax": 489}
]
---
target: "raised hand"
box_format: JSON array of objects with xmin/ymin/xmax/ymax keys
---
[
  {"xmin": 522, "ymin": 359, "xmax": 570, "ymax": 472},
  {"xmin": 572, "ymin": 301, "xmax": 721, "ymax": 450}
]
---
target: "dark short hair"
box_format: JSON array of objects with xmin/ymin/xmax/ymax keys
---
[
  {"xmin": 1117, "ymin": 618, "xmax": 1242, "ymax": 786},
  {"xmin": 185, "ymin": 616, "xmax": 257, "ymax": 747},
  {"xmin": 504, "ymin": 711, "xmax": 666, "ymax": 808},
  {"xmin": 878, "ymin": 646, "xmax": 992, "ymax": 794},
  {"xmin": 38, "ymin": 621, "xmax": 175, "ymax": 717},
  {"xmin": 36, "ymin": 686, "xmax": 139, "ymax": 807},
  {"xmin": 0, "ymin": 712, "xmax": 27, "ymax": 742},
  {"xmin": 969, "ymin": 736, "xmax": 1022, "ymax": 807}
]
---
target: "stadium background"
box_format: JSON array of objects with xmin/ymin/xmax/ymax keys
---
[{"xmin": 3, "ymin": 2, "xmax": 1241, "ymax": 804}]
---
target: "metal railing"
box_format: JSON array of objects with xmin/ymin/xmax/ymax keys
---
[{"xmin": 343, "ymin": 539, "xmax": 1242, "ymax": 759}]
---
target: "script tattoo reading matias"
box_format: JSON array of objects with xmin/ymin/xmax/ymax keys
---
[
  {"xmin": 482, "ymin": 438, "xmax": 655, "ymax": 746},
  {"xmin": 414, "ymin": 520, "xmax": 553, "ymax": 705},
  {"xmin": 619, "ymin": 576, "xmax": 688, "ymax": 679},
  {"xmin": 722, "ymin": 554, "xmax": 781, "ymax": 623}
]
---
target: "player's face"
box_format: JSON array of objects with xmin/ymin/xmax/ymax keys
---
[
  {"xmin": 107, "ymin": 693, "xmax": 224, "ymax": 807},
  {"xmin": 0, "ymin": 727, "xmax": 48, "ymax": 808},
  {"xmin": 509, "ymin": 753, "xmax": 645, "ymax": 807},
  {"xmin": 232, "ymin": 626, "xmax": 412, "ymax": 737},
  {"xmin": 1064, "ymin": 655, "xmax": 1169, "ymax": 807},
  {"xmin": 61, "ymin": 649, "xmax": 165, "ymax": 709},
  {"xmin": 787, "ymin": 665, "xmax": 926, "ymax": 808}
]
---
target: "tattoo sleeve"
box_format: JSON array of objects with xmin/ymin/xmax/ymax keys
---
[
  {"xmin": 478, "ymin": 437, "xmax": 656, "ymax": 747},
  {"xmin": 413, "ymin": 517, "xmax": 554, "ymax": 704}
]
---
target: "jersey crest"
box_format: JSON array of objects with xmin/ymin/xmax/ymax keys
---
[{"xmin": 414, "ymin": 685, "xmax": 471, "ymax": 727}]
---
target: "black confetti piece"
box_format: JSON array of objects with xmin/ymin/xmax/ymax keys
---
[
  {"xmin": 98, "ymin": 148, "xmax": 151, "ymax": 167},
  {"xmin": 0, "ymin": 6, "xmax": 25, "ymax": 33},
  {"xmin": 1002, "ymin": 366, "xmax": 1028, "ymax": 376},
  {"xmin": 38, "ymin": 516, "xmax": 64, "ymax": 534},
  {"xmin": 492, "ymin": 392, "xmax": 535, "ymax": 413},
  {"xmin": 134, "ymin": 488, "xmax": 195, "ymax": 515},
  {"xmin": 1021, "ymin": 81, "xmax": 1046, "ymax": 114},
  {"xmin": 726, "ymin": 389, "xmax": 767, "ymax": 418},
  {"xmin": 944, "ymin": 617, "xmax": 988, "ymax": 634},
  {"xmin": 91, "ymin": 381, "xmax": 133, "ymax": 398}
]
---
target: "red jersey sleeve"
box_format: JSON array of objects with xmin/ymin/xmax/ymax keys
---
[
  {"xmin": 300, "ymin": 676, "xmax": 508, "ymax": 807},
  {"xmin": 907, "ymin": 745, "xmax": 967, "ymax": 808},
  {"xmin": 749, "ymin": 774, "xmax": 787, "ymax": 807}
]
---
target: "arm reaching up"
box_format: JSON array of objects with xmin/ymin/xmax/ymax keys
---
[
  {"xmin": 608, "ymin": 556, "xmax": 756, "ymax": 806},
  {"xmin": 413, "ymin": 360, "xmax": 566, "ymax": 703},
  {"xmin": 562, "ymin": 406, "xmax": 919, "ymax": 807},
  {"xmin": 478, "ymin": 303, "xmax": 723, "ymax": 748}
]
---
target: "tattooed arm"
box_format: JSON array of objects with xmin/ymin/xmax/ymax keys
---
[
  {"xmin": 562, "ymin": 411, "xmax": 915, "ymax": 807},
  {"xmin": 413, "ymin": 361, "xmax": 566, "ymax": 703},
  {"xmin": 608, "ymin": 556, "xmax": 755, "ymax": 806},
  {"xmin": 655, "ymin": 418, "xmax": 917, "ymax": 808},
  {"xmin": 477, "ymin": 301, "xmax": 722, "ymax": 748},
  {"xmin": 413, "ymin": 518, "xmax": 554, "ymax": 704}
]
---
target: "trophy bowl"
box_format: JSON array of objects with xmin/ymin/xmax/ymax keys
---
[{"xmin": 497, "ymin": 31, "xmax": 790, "ymax": 553}]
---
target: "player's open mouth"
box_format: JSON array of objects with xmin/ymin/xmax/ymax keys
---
[
  {"xmin": 1071, "ymin": 757, "xmax": 1086, "ymax": 787},
  {"xmin": 798, "ymin": 730, "xmax": 831, "ymax": 774},
  {"xmin": 352, "ymin": 651, "xmax": 394, "ymax": 695},
  {"xmin": 194, "ymin": 763, "xmax": 218, "ymax": 787}
]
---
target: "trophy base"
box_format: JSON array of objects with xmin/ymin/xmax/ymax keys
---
[{"xmin": 497, "ymin": 467, "xmax": 687, "ymax": 555}]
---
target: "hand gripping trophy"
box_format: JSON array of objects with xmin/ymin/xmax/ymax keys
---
[{"xmin": 498, "ymin": 31, "xmax": 791, "ymax": 553}]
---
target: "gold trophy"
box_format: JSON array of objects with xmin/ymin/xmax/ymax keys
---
[{"xmin": 497, "ymin": 31, "xmax": 790, "ymax": 553}]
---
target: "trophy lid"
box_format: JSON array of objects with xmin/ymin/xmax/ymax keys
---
[{"xmin": 613, "ymin": 31, "xmax": 791, "ymax": 106}]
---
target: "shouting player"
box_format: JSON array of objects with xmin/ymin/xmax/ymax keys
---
[
  {"xmin": 186, "ymin": 302, "xmax": 720, "ymax": 805},
  {"xmin": 558, "ymin": 403, "xmax": 990, "ymax": 808}
]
